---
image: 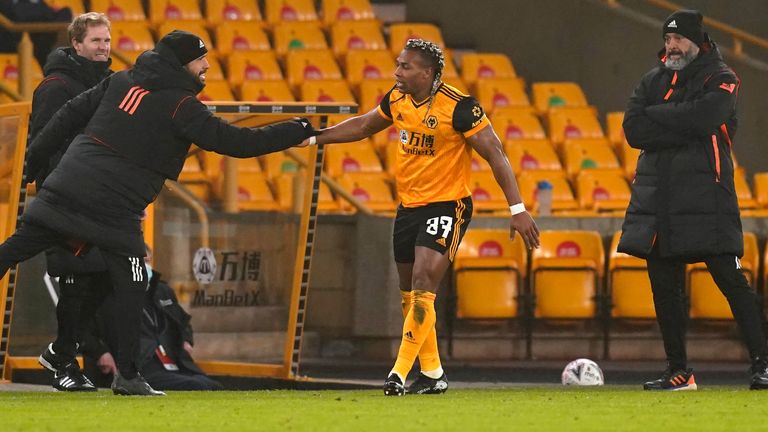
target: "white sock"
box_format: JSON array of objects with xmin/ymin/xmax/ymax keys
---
[{"xmin": 421, "ymin": 367, "xmax": 444, "ymax": 379}]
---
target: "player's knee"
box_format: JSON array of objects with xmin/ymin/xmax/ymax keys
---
[{"xmin": 411, "ymin": 271, "xmax": 438, "ymax": 293}]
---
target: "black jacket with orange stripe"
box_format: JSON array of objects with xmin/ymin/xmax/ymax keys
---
[
  {"xmin": 25, "ymin": 47, "xmax": 313, "ymax": 256},
  {"xmin": 618, "ymin": 39, "xmax": 742, "ymax": 261}
]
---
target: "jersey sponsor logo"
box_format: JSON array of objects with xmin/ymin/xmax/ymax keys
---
[
  {"xmin": 719, "ymin": 82, "xmax": 736, "ymax": 93},
  {"xmin": 425, "ymin": 115, "xmax": 438, "ymax": 129},
  {"xmin": 400, "ymin": 131, "xmax": 436, "ymax": 156},
  {"xmin": 119, "ymin": 85, "xmax": 150, "ymax": 115}
]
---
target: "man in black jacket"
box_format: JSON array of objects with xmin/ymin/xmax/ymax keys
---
[
  {"xmin": 30, "ymin": 12, "xmax": 113, "ymax": 393},
  {"xmin": 0, "ymin": 30, "xmax": 317, "ymax": 395},
  {"xmin": 618, "ymin": 10, "xmax": 768, "ymax": 391}
]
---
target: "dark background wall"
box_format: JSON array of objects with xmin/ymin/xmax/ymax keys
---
[{"xmin": 405, "ymin": 0, "xmax": 768, "ymax": 177}]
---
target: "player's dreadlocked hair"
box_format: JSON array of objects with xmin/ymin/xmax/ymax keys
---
[{"xmin": 405, "ymin": 38, "xmax": 445, "ymax": 96}]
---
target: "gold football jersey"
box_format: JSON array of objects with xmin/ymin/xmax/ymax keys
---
[{"xmin": 377, "ymin": 83, "xmax": 490, "ymax": 207}]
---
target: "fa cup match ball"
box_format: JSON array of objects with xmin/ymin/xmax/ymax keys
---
[{"xmin": 561, "ymin": 358, "xmax": 604, "ymax": 386}]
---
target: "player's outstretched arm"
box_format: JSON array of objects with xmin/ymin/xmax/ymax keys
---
[
  {"xmin": 468, "ymin": 125, "xmax": 540, "ymax": 249},
  {"xmin": 303, "ymin": 108, "xmax": 392, "ymax": 146}
]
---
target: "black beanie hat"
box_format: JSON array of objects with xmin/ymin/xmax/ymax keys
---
[
  {"xmin": 662, "ymin": 10, "xmax": 704, "ymax": 46},
  {"xmin": 156, "ymin": 30, "xmax": 208, "ymax": 66}
]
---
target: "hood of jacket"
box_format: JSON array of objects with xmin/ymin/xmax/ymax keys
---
[
  {"xmin": 130, "ymin": 48, "xmax": 204, "ymax": 94},
  {"xmin": 43, "ymin": 47, "xmax": 112, "ymax": 88}
]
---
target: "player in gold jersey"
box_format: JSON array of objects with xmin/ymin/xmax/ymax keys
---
[{"xmin": 305, "ymin": 39, "xmax": 539, "ymax": 395}]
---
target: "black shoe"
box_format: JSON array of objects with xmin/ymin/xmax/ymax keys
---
[
  {"xmin": 407, "ymin": 372, "xmax": 448, "ymax": 394},
  {"xmin": 111, "ymin": 373, "xmax": 165, "ymax": 396},
  {"xmin": 52, "ymin": 362, "xmax": 97, "ymax": 392},
  {"xmin": 38, "ymin": 343, "xmax": 72, "ymax": 372},
  {"xmin": 643, "ymin": 367, "xmax": 697, "ymax": 391},
  {"xmin": 750, "ymin": 361, "xmax": 768, "ymax": 390},
  {"xmin": 383, "ymin": 373, "xmax": 405, "ymax": 396}
]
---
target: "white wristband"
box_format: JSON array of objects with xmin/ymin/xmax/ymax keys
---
[
  {"xmin": 308, "ymin": 136, "xmax": 317, "ymax": 146},
  {"xmin": 509, "ymin": 203, "xmax": 526, "ymax": 216}
]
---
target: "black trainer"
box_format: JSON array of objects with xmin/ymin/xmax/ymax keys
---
[
  {"xmin": 407, "ymin": 372, "xmax": 448, "ymax": 394},
  {"xmin": 52, "ymin": 362, "xmax": 97, "ymax": 392},
  {"xmin": 750, "ymin": 361, "xmax": 768, "ymax": 390},
  {"xmin": 643, "ymin": 367, "xmax": 697, "ymax": 391},
  {"xmin": 111, "ymin": 372, "xmax": 166, "ymax": 396},
  {"xmin": 383, "ymin": 373, "xmax": 405, "ymax": 396},
  {"xmin": 38, "ymin": 343, "xmax": 70, "ymax": 372}
]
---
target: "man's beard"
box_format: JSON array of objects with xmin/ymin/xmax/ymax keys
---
[{"xmin": 665, "ymin": 47, "xmax": 698, "ymax": 70}]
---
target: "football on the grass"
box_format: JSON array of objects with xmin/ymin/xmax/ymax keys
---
[{"xmin": 561, "ymin": 358, "xmax": 604, "ymax": 386}]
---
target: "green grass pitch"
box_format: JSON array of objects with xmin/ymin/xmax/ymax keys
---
[{"xmin": 0, "ymin": 387, "xmax": 764, "ymax": 431}]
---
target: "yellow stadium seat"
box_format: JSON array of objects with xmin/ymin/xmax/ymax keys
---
[
  {"xmin": 197, "ymin": 79, "xmax": 234, "ymax": 101},
  {"xmin": 259, "ymin": 147, "xmax": 310, "ymax": 180},
  {"xmin": 47, "ymin": 0, "xmax": 84, "ymax": 16},
  {"xmin": 91, "ymin": 0, "xmax": 146, "ymax": 21},
  {"xmin": 201, "ymin": 54, "xmax": 224, "ymax": 80},
  {"xmin": 388, "ymin": 23, "xmax": 444, "ymax": 55},
  {"xmin": 754, "ymin": 173, "xmax": 768, "ymax": 208},
  {"xmin": 178, "ymin": 154, "xmax": 210, "ymax": 201},
  {"xmin": 227, "ymin": 51, "xmax": 283, "ymax": 87},
  {"xmin": 532, "ymin": 81, "xmax": 588, "ymax": 114},
  {"xmin": 300, "ymin": 79, "xmax": 355, "ymax": 103},
  {"xmin": 336, "ymin": 172, "xmax": 396, "ymax": 213},
  {"xmin": 158, "ymin": 21, "xmax": 212, "ymax": 50},
  {"xmin": 460, "ymin": 53, "xmax": 516, "ymax": 89},
  {"xmin": 454, "ymin": 229, "xmax": 527, "ymax": 319},
  {"xmin": 109, "ymin": 55, "xmax": 131, "ymax": 71},
  {"xmin": 322, "ymin": 0, "xmax": 375, "ymax": 25},
  {"xmin": 688, "ymin": 232, "xmax": 758, "ymax": 320},
  {"xmin": 273, "ymin": 22, "xmax": 328, "ymax": 57},
  {"xmin": 469, "ymin": 171, "xmax": 507, "ymax": 213},
  {"xmin": 206, "ymin": 0, "xmax": 263, "ymax": 27},
  {"xmin": 331, "ymin": 20, "xmax": 387, "ymax": 58},
  {"xmin": 345, "ymin": 50, "xmax": 394, "ymax": 89},
  {"xmin": 517, "ymin": 171, "xmax": 578, "ymax": 214},
  {"xmin": 285, "ymin": 49, "xmax": 342, "ymax": 89},
  {"xmin": 531, "ymin": 230, "xmax": 604, "ymax": 319},
  {"xmin": 324, "ymin": 139, "xmax": 382, "ymax": 178},
  {"xmin": 231, "ymin": 172, "xmax": 279, "ymax": 211},
  {"xmin": 111, "ymin": 22, "xmax": 154, "ymax": 53},
  {"xmin": 608, "ymin": 231, "xmax": 655, "ymax": 319},
  {"xmin": 149, "ymin": 0, "xmax": 202, "ymax": 26},
  {"xmin": 505, "ymin": 139, "xmax": 562, "ymax": 173},
  {"xmin": 273, "ymin": 173, "xmax": 339, "ymax": 213},
  {"xmin": 441, "ymin": 49, "xmax": 460, "ymax": 80},
  {"xmin": 475, "ymin": 78, "xmax": 529, "ymax": 112},
  {"xmin": 264, "ymin": 0, "xmax": 318, "ymax": 25},
  {"xmin": 240, "ymin": 80, "xmax": 296, "ymax": 102},
  {"xmin": 606, "ymin": 111, "xmax": 626, "ymax": 147},
  {"xmin": 440, "ymin": 77, "xmax": 468, "ymax": 94},
  {"xmin": 215, "ymin": 23, "xmax": 270, "ymax": 57},
  {"xmin": 619, "ymin": 140, "xmax": 641, "ymax": 180},
  {"xmin": 491, "ymin": 107, "xmax": 545, "ymax": 142},
  {"xmin": 0, "ymin": 54, "xmax": 43, "ymax": 83},
  {"xmin": 358, "ymin": 78, "xmax": 394, "ymax": 112},
  {"xmin": 548, "ymin": 107, "xmax": 605, "ymax": 146},
  {"xmin": 562, "ymin": 138, "xmax": 620, "ymax": 179},
  {"xmin": 734, "ymin": 169, "xmax": 757, "ymax": 210},
  {"xmin": 576, "ymin": 170, "xmax": 630, "ymax": 213}
]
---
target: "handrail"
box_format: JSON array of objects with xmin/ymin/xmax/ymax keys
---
[
  {"xmin": 605, "ymin": 0, "xmax": 768, "ymax": 56},
  {"xmin": 0, "ymin": 13, "xmax": 68, "ymax": 32},
  {"xmin": 163, "ymin": 180, "xmax": 210, "ymax": 248}
]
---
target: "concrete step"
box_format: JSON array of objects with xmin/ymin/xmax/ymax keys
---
[
  {"xmin": 193, "ymin": 331, "xmax": 320, "ymax": 363},
  {"xmin": 188, "ymin": 306, "xmax": 288, "ymax": 333}
]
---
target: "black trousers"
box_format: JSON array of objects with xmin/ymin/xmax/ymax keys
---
[
  {"xmin": 647, "ymin": 252, "xmax": 767, "ymax": 369},
  {"xmin": 52, "ymin": 272, "xmax": 110, "ymax": 358},
  {"xmin": 0, "ymin": 221, "xmax": 146, "ymax": 377},
  {"xmin": 142, "ymin": 358, "xmax": 223, "ymax": 391}
]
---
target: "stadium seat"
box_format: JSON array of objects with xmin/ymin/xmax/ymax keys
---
[
  {"xmin": 215, "ymin": 23, "xmax": 270, "ymax": 57},
  {"xmin": 491, "ymin": 107, "xmax": 545, "ymax": 142},
  {"xmin": 178, "ymin": 154, "xmax": 210, "ymax": 201},
  {"xmin": 300, "ymin": 79, "xmax": 355, "ymax": 103},
  {"xmin": 532, "ymin": 81, "xmax": 588, "ymax": 114},
  {"xmin": 358, "ymin": 78, "xmax": 394, "ymax": 111},
  {"xmin": 273, "ymin": 173, "xmax": 339, "ymax": 213},
  {"xmin": 606, "ymin": 111, "xmax": 625, "ymax": 148},
  {"xmin": 206, "ymin": 0, "xmax": 263, "ymax": 27},
  {"xmin": 324, "ymin": 138, "xmax": 382, "ymax": 178},
  {"xmin": 345, "ymin": 50, "xmax": 394, "ymax": 89},
  {"xmin": 0, "ymin": 54, "xmax": 43, "ymax": 83},
  {"xmin": 197, "ymin": 79, "xmax": 235, "ymax": 101},
  {"xmin": 322, "ymin": 0, "xmax": 375, "ymax": 25},
  {"xmin": 331, "ymin": 20, "xmax": 387, "ymax": 58},
  {"xmin": 240, "ymin": 80, "xmax": 296, "ymax": 102},
  {"xmin": 505, "ymin": 139, "xmax": 562, "ymax": 173},
  {"xmin": 110, "ymin": 21, "xmax": 154, "ymax": 54},
  {"xmin": 336, "ymin": 172, "xmax": 396, "ymax": 213},
  {"xmin": 734, "ymin": 169, "xmax": 757, "ymax": 210},
  {"xmin": 273, "ymin": 22, "xmax": 328, "ymax": 57},
  {"xmin": 754, "ymin": 173, "xmax": 768, "ymax": 208},
  {"xmin": 607, "ymin": 231, "xmax": 655, "ymax": 319},
  {"xmin": 469, "ymin": 171, "xmax": 508, "ymax": 213},
  {"xmin": 516, "ymin": 171, "xmax": 578, "ymax": 213},
  {"xmin": 441, "ymin": 77, "xmax": 469, "ymax": 94},
  {"xmin": 460, "ymin": 53, "xmax": 516, "ymax": 90},
  {"xmin": 453, "ymin": 229, "xmax": 527, "ymax": 319},
  {"xmin": 547, "ymin": 107, "xmax": 605, "ymax": 146},
  {"xmin": 260, "ymin": 147, "xmax": 310, "ymax": 180},
  {"xmin": 388, "ymin": 23, "xmax": 444, "ymax": 55},
  {"xmin": 562, "ymin": 138, "xmax": 621, "ymax": 179},
  {"xmin": 688, "ymin": 232, "xmax": 759, "ymax": 320},
  {"xmin": 149, "ymin": 0, "xmax": 203, "ymax": 26},
  {"xmin": 158, "ymin": 21, "xmax": 213, "ymax": 53},
  {"xmin": 227, "ymin": 51, "xmax": 283, "ymax": 88},
  {"xmin": 230, "ymin": 172, "xmax": 279, "ymax": 211},
  {"xmin": 475, "ymin": 78, "xmax": 530, "ymax": 112},
  {"xmin": 576, "ymin": 170, "xmax": 630, "ymax": 213},
  {"xmin": 201, "ymin": 54, "xmax": 225, "ymax": 80},
  {"xmin": 47, "ymin": 0, "xmax": 84, "ymax": 16},
  {"xmin": 441, "ymin": 49, "xmax": 460, "ymax": 80},
  {"xmin": 285, "ymin": 49, "xmax": 343, "ymax": 89},
  {"xmin": 619, "ymin": 141, "xmax": 641, "ymax": 180},
  {"xmin": 264, "ymin": 0, "xmax": 318, "ymax": 25},
  {"xmin": 91, "ymin": 0, "xmax": 146, "ymax": 21}
]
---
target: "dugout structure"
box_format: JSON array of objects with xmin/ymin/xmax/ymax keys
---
[{"xmin": 0, "ymin": 102, "xmax": 357, "ymax": 380}]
